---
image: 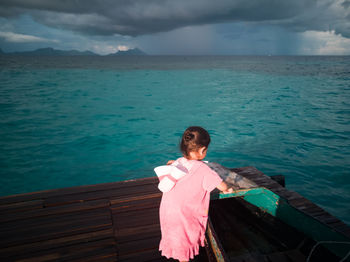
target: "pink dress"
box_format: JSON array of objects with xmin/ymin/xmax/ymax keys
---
[{"xmin": 158, "ymin": 157, "xmax": 223, "ymax": 261}]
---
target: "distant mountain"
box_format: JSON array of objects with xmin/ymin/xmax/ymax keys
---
[
  {"xmin": 108, "ymin": 48, "xmax": 147, "ymax": 56},
  {"xmin": 1, "ymin": 47, "xmax": 147, "ymax": 56},
  {"xmin": 8, "ymin": 47, "xmax": 98, "ymax": 56}
]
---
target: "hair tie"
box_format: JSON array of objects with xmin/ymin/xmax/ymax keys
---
[{"xmin": 184, "ymin": 133, "xmax": 194, "ymax": 142}]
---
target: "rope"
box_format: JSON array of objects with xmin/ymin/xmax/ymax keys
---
[
  {"xmin": 306, "ymin": 241, "xmax": 350, "ymax": 262},
  {"xmin": 339, "ymin": 250, "xmax": 350, "ymax": 262}
]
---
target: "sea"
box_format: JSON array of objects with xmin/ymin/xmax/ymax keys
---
[{"xmin": 0, "ymin": 55, "xmax": 349, "ymax": 225}]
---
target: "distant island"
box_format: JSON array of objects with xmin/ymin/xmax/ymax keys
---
[{"xmin": 0, "ymin": 47, "xmax": 147, "ymax": 56}]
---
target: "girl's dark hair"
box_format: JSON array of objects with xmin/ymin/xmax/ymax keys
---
[{"xmin": 180, "ymin": 126, "xmax": 211, "ymax": 157}]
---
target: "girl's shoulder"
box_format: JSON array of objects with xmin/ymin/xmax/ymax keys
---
[
  {"xmin": 197, "ymin": 161, "xmax": 217, "ymax": 174},
  {"xmin": 173, "ymin": 158, "xmax": 217, "ymax": 176},
  {"xmin": 173, "ymin": 157, "xmax": 202, "ymax": 173}
]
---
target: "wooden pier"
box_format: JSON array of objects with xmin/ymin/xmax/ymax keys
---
[
  {"xmin": 0, "ymin": 176, "xmax": 162, "ymax": 262},
  {"xmin": 0, "ymin": 166, "xmax": 349, "ymax": 261}
]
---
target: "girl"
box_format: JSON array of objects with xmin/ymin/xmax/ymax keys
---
[{"xmin": 157, "ymin": 126, "xmax": 232, "ymax": 262}]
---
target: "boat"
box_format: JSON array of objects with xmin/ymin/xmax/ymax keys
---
[{"xmin": 204, "ymin": 166, "xmax": 350, "ymax": 262}]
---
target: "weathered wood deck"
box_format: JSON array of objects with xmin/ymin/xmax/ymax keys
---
[
  {"xmin": 0, "ymin": 176, "xmax": 162, "ymax": 262},
  {"xmin": 0, "ymin": 166, "xmax": 349, "ymax": 261}
]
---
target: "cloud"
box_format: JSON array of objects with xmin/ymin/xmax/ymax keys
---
[
  {"xmin": 138, "ymin": 24, "xmax": 216, "ymax": 55},
  {"xmin": 117, "ymin": 45, "xmax": 130, "ymax": 51},
  {"xmin": 300, "ymin": 30, "xmax": 350, "ymax": 55},
  {"xmin": 0, "ymin": 0, "xmax": 349, "ymax": 39},
  {"xmin": 0, "ymin": 31, "xmax": 58, "ymax": 43}
]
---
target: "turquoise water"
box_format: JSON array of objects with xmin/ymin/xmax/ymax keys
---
[{"xmin": 0, "ymin": 56, "xmax": 349, "ymax": 225}]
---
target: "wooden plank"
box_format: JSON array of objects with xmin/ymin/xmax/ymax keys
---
[
  {"xmin": 44, "ymin": 183, "xmax": 158, "ymax": 207},
  {"xmin": 264, "ymin": 183, "xmax": 283, "ymax": 191},
  {"xmin": 111, "ymin": 195, "xmax": 161, "ymax": 213},
  {"xmin": 70, "ymin": 254, "xmax": 117, "ymax": 262},
  {"xmin": 0, "ymin": 176, "xmax": 157, "ymax": 205},
  {"xmin": 117, "ymin": 235, "xmax": 160, "ymax": 256},
  {"xmin": 113, "ymin": 208, "xmax": 159, "ymax": 229},
  {"xmin": 15, "ymin": 253, "xmax": 61, "ymax": 262},
  {"xmin": 245, "ymin": 177, "xmax": 269, "ymax": 185},
  {"xmin": 110, "ymin": 192, "xmax": 161, "ymax": 205},
  {"xmin": 315, "ymin": 214, "xmax": 341, "ymax": 224},
  {"xmin": 116, "ymin": 224, "xmax": 161, "ymax": 243},
  {"xmin": 289, "ymin": 199, "xmax": 317, "ymax": 210},
  {"xmin": 0, "ymin": 211, "xmax": 112, "ymax": 247},
  {"xmin": 70, "ymin": 252, "xmax": 117, "ymax": 262},
  {"xmin": 294, "ymin": 203, "xmax": 324, "ymax": 213},
  {"xmin": 0, "ymin": 208, "xmax": 111, "ymax": 235},
  {"xmin": 277, "ymin": 190, "xmax": 303, "ymax": 201},
  {"xmin": 55, "ymin": 242, "xmax": 117, "ymax": 262},
  {"xmin": 306, "ymin": 210, "xmax": 329, "ymax": 218},
  {"xmin": 117, "ymin": 248, "xmax": 162, "ymax": 262},
  {"xmin": 0, "ymin": 207, "xmax": 111, "ymax": 233},
  {"xmin": 0, "ymin": 199, "xmax": 44, "ymax": 214},
  {"xmin": 0, "ymin": 199, "xmax": 110, "ymax": 224},
  {"xmin": 333, "ymin": 225, "xmax": 350, "ymax": 238},
  {"xmin": 72, "ymin": 255, "xmax": 117, "ymax": 262},
  {"xmin": 269, "ymin": 187, "xmax": 288, "ymax": 195},
  {"xmin": 0, "ymin": 228, "xmax": 114, "ymax": 259},
  {"xmin": 332, "ymin": 221, "xmax": 350, "ymax": 231},
  {"xmin": 327, "ymin": 220, "xmax": 348, "ymax": 228},
  {"xmin": 0, "ymin": 221, "xmax": 112, "ymax": 250},
  {"xmin": 14, "ymin": 238, "xmax": 117, "ymax": 262},
  {"xmin": 116, "ymin": 223, "xmax": 160, "ymax": 238},
  {"xmin": 232, "ymin": 166, "xmax": 262, "ymax": 175}
]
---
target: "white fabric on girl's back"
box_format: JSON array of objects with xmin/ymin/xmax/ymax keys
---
[{"xmin": 154, "ymin": 161, "xmax": 188, "ymax": 192}]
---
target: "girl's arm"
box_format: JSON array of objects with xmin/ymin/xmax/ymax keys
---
[
  {"xmin": 216, "ymin": 181, "xmax": 233, "ymax": 194},
  {"xmin": 166, "ymin": 160, "xmax": 175, "ymax": 165}
]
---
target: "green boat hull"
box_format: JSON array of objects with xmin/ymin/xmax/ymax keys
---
[{"xmin": 207, "ymin": 187, "xmax": 350, "ymax": 261}]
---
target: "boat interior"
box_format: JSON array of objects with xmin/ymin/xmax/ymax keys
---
[{"xmin": 207, "ymin": 197, "xmax": 341, "ymax": 262}]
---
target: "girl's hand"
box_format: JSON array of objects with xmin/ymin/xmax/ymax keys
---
[
  {"xmin": 167, "ymin": 160, "xmax": 175, "ymax": 165},
  {"xmin": 222, "ymin": 188, "xmax": 234, "ymax": 194},
  {"xmin": 216, "ymin": 181, "xmax": 233, "ymax": 194}
]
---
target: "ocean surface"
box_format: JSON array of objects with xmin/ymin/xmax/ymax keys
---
[{"xmin": 0, "ymin": 55, "xmax": 349, "ymax": 225}]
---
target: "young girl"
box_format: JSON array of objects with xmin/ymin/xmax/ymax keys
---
[{"xmin": 156, "ymin": 126, "xmax": 232, "ymax": 262}]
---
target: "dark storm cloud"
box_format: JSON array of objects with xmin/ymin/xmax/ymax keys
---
[
  {"xmin": 342, "ymin": 0, "xmax": 350, "ymax": 8},
  {"xmin": 0, "ymin": 0, "xmax": 349, "ymax": 37}
]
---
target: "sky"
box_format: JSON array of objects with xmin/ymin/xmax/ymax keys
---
[{"xmin": 0, "ymin": 0, "xmax": 350, "ymax": 55}]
